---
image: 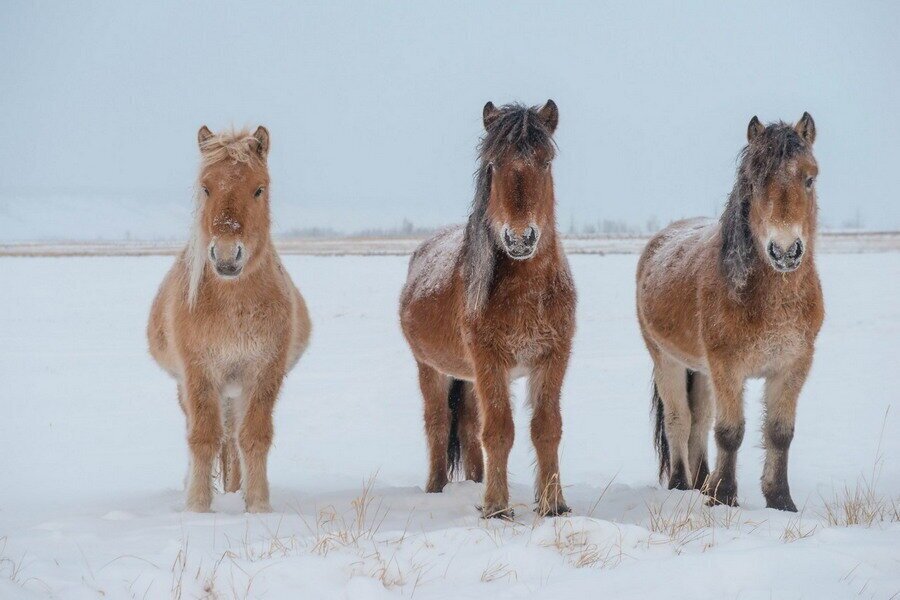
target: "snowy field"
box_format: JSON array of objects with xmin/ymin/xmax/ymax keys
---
[{"xmin": 1, "ymin": 252, "xmax": 898, "ymax": 599}]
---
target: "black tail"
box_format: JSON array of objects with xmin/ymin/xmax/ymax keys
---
[
  {"xmin": 447, "ymin": 378, "xmax": 465, "ymax": 480},
  {"xmin": 652, "ymin": 370, "xmax": 694, "ymax": 483},
  {"xmin": 652, "ymin": 382, "xmax": 669, "ymax": 483}
]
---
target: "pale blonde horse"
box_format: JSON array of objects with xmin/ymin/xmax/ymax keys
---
[{"xmin": 148, "ymin": 126, "xmax": 310, "ymax": 512}]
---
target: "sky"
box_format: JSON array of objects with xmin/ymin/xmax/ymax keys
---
[{"xmin": 1, "ymin": 0, "xmax": 898, "ymax": 240}]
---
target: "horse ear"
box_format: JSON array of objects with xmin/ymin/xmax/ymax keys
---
[
  {"xmin": 252, "ymin": 126, "xmax": 270, "ymax": 158},
  {"xmin": 747, "ymin": 116, "xmax": 764, "ymax": 142},
  {"xmin": 796, "ymin": 112, "xmax": 816, "ymax": 145},
  {"xmin": 197, "ymin": 125, "xmax": 214, "ymax": 148},
  {"xmin": 538, "ymin": 99, "xmax": 559, "ymax": 133},
  {"xmin": 483, "ymin": 102, "xmax": 500, "ymax": 129}
]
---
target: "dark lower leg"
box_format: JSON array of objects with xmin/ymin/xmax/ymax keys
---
[
  {"xmin": 762, "ymin": 421, "xmax": 796, "ymax": 511},
  {"xmin": 709, "ymin": 422, "xmax": 743, "ymax": 506},
  {"xmin": 418, "ymin": 363, "xmax": 451, "ymax": 493},
  {"xmin": 459, "ymin": 383, "xmax": 483, "ymax": 482}
]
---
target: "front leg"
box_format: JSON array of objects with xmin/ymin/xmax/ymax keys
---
[
  {"xmin": 529, "ymin": 348, "xmax": 571, "ymax": 516},
  {"xmin": 238, "ymin": 366, "xmax": 284, "ymax": 513},
  {"xmin": 707, "ymin": 362, "xmax": 745, "ymax": 506},
  {"xmin": 472, "ymin": 355, "xmax": 514, "ymax": 519},
  {"xmin": 761, "ymin": 354, "xmax": 812, "ymax": 512},
  {"xmin": 183, "ymin": 369, "xmax": 222, "ymax": 512}
]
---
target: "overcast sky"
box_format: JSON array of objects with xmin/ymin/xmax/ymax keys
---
[{"xmin": 1, "ymin": 1, "xmax": 898, "ymax": 239}]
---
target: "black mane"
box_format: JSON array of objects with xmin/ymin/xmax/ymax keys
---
[{"xmin": 463, "ymin": 103, "xmax": 557, "ymax": 313}]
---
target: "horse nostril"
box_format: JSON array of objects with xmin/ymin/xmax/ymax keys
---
[
  {"xmin": 209, "ymin": 246, "xmax": 217, "ymax": 261},
  {"xmin": 767, "ymin": 242, "xmax": 783, "ymax": 261},
  {"xmin": 787, "ymin": 240, "xmax": 803, "ymax": 260},
  {"xmin": 235, "ymin": 245, "xmax": 243, "ymax": 261},
  {"xmin": 523, "ymin": 226, "xmax": 536, "ymax": 245},
  {"xmin": 503, "ymin": 229, "xmax": 514, "ymax": 247}
]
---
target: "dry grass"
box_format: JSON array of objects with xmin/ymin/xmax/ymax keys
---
[
  {"xmin": 820, "ymin": 407, "xmax": 899, "ymax": 528},
  {"xmin": 644, "ymin": 490, "xmax": 745, "ymax": 552},
  {"xmin": 540, "ymin": 518, "xmax": 627, "ymax": 569},
  {"xmin": 480, "ymin": 559, "xmax": 517, "ymax": 583}
]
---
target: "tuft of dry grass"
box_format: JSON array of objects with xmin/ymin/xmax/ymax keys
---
[
  {"xmin": 480, "ymin": 560, "xmax": 517, "ymax": 583},
  {"xmin": 820, "ymin": 407, "xmax": 899, "ymax": 528},
  {"xmin": 540, "ymin": 518, "xmax": 627, "ymax": 569}
]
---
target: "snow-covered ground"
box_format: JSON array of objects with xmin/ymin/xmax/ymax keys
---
[{"xmin": 1, "ymin": 252, "xmax": 898, "ymax": 599}]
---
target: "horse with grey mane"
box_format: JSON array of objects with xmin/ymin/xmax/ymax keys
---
[
  {"xmin": 636, "ymin": 113, "xmax": 823, "ymax": 511},
  {"xmin": 400, "ymin": 100, "xmax": 576, "ymax": 519}
]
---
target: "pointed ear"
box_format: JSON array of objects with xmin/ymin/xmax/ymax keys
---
[
  {"xmin": 252, "ymin": 126, "xmax": 270, "ymax": 158},
  {"xmin": 483, "ymin": 102, "xmax": 500, "ymax": 129},
  {"xmin": 538, "ymin": 99, "xmax": 559, "ymax": 133},
  {"xmin": 747, "ymin": 116, "xmax": 764, "ymax": 142},
  {"xmin": 795, "ymin": 112, "xmax": 816, "ymax": 145},
  {"xmin": 197, "ymin": 125, "xmax": 214, "ymax": 148}
]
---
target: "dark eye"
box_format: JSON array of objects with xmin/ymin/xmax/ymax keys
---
[
  {"xmin": 544, "ymin": 161, "xmax": 552, "ymax": 171},
  {"xmin": 201, "ymin": 186, "xmax": 209, "ymax": 197},
  {"xmin": 254, "ymin": 186, "xmax": 265, "ymax": 198},
  {"xmin": 805, "ymin": 177, "xmax": 815, "ymax": 190}
]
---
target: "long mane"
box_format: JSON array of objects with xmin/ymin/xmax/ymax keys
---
[
  {"xmin": 462, "ymin": 104, "xmax": 557, "ymax": 314},
  {"xmin": 185, "ymin": 128, "xmax": 265, "ymax": 309},
  {"xmin": 719, "ymin": 123, "xmax": 809, "ymax": 295}
]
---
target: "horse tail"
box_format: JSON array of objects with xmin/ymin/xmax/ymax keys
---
[
  {"xmin": 652, "ymin": 380, "xmax": 670, "ymax": 482},
  {"xmin": 447, "ymin": 378, "xmax": 465, "ymax": 480},
  {"xmin": 220, "ymin": 400, "xmax": 241, "ymax": 493},
  {"xmin": 652, "ymin": 370, "xmax": 695, "ymax": 482}
]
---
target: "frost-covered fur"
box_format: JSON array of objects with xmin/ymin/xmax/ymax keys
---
[
  {"xmin": 400, "ymin": 101, "xmax": 575, "ymax": 519},
  {"xmin": 637, "ymin": 114, "xmax": 823, "ymax": 512},
  {"xmin": 148, "ymin": 125, "xmax": 311, "ymax": 513}
]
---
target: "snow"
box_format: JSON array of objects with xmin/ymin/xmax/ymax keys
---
[{"xmin": 1, "ymin": 252, "xmax": 898, "ymax": 599}]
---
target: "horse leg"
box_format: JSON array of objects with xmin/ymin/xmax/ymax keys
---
[
  {"xmin": 654, "ymin": 356, "xmax": 693, "ymax": 490},
  {"xmin": 761, "ymin": 355, "xmax": 811, "ymax": 512},
  {"xmin": 221, "ymin": 399, "xmax": 242, "ymax": 494},
  {"xmin": 707, "ymin": 363, "xmax": 745, "ymax": 506},
  {"xmin": 459, "ymin": 382, "xmax": 484, "ymax": 483},
  {"xmin": 687, "ymin": 371, "xmax": 713, "ymax": 490},
  {"xmin": 473, "ymin": 359, "xmax": 514, "ymax": 519},
  {"xmin": 417, "ymin": 361, "xmax": 452, "ymax": 492},
  {"xmin": 238, "ymin": 368, "xmax": 282, "ymax": 513},
  {"xmin": 183, "ymin": 369, "xmax": 222, "ymax": 512},
  {"xmin": 529, "ymin": 351, "xmax": 570, "ymax": 516}
]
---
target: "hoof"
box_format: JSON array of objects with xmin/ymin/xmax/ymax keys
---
[
  {"xmin": 246, "ymin": 502, "xmax": 273, "ymax": 514},
  {"xmin": 478, "ymin": 504, "xmax": 515, "ymax": 520},
  {"xmin": 765, "ymin": 495, "xmax": 798, "ymax": 512},
  {"xmin": 536, "ymin": 503, "xmax": 571, "ymax": 517},
  {"xmin": 426, "ymin": 476, "xmax": 447, "ymax": 494}
]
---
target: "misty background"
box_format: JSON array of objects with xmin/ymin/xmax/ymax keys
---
[{"xmin": 1, "ymin": 1, "xmax": 898, "ymax": 242}]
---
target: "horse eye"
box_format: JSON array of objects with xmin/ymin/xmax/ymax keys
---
[
  {"xmin": 544, "ymin": 161, "xmax": 552, "ymax": 171},
  {"xmin": 201, "ymin": 186, "xmax": 209, "ymax": 197},
  {"xmin": 805, "ymin": 177, "xmax": 815, "ymax": 190},
  {"xmin": 254, "ymin": 186, "xmax": 265, "ymax": 198}
]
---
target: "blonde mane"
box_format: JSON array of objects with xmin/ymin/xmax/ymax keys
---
[{"xmin": 185, "ymin": 128, "xmax": 267, "ymax": 309}]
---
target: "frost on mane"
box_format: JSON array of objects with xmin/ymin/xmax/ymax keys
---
[{"xmin": 405, "ymin": 226, "xmax": 464, "ymax": 300}]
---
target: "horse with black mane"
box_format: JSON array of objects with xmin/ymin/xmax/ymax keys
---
[
  {"xmin": 637, "ymin": 113, "xmax": 823, "ymax": 511},
  {"xmin": 400, "ymin": 100, "xmax": 576, "ymax": 518}
]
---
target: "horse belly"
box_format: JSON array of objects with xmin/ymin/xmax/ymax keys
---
[{"xmin": 401, "ymin": 291, "xmax": 472, "ymax": 380}]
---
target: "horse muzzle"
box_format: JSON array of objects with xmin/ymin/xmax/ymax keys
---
[
  {"xmin": 209, "ymin": 240, "xmax": 247, "ymax": 279},
  {"xmin": 767, "ymin": 238, "xmax": 804, "ymax": 272},
  {"xmin": 501, "ymin": 225, "xmax": 539, "ymax": 260}
]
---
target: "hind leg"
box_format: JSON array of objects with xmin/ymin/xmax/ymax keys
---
[
  {"xmin": 459, "ymin": 382, "xmax": 483, "ymax": 482},
  {"xmin": 418, "ymin": 361, "xmax": 452, "ymax": 493},
  {"xmin": 707, "ymin": 361, "xmax": 745, "ymax": 506},
  {"xmin": 221, "ymin": 400, "xmax": 242, "ymax": 494},
  {"xmin": 687, "ymin": 372, "xmax": 713, "ymax": 490},
  {"xmin": 654, "ymin": 356, "xmax": 693, "ymax": 490}
]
